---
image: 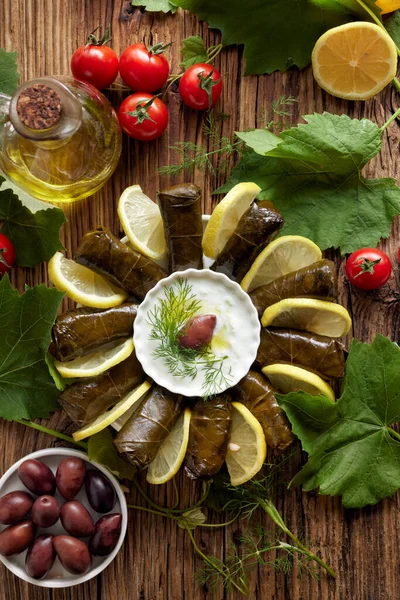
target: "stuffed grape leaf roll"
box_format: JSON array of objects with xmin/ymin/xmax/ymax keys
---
[
  {"xmin": 231, "ymin": 370, "xmax": 294, "ymax": 451},
  {"xmin": 185, "ymin": 394, "xmax": 231, "ymax": 480},
  {"xmin": 74, "ymin": 227, "xmax": 166, "ymax": 300},
  {"xmin": 211, "ymin": 201, "xmax": 283, "ymax": 282},
  {"xmin": 157, "ymin": 183, "xmax": 203, "ymax": 272},
  {"xmin": 249, "ymin": 259, "xmax": 338, "ymax": 317},
  {"xmin": 255, "ymin": 327, "xmax": 345, "ymax": 380},
  {"xmin": 59, "ymin": 352, "xmax": 145, "ymax": 426},
  {"xmin": 114, "ymin": 385, "xmax": 184, "ymax": 470},
  {"xmin": 49, "ymin": 303, "xmax": 137, "ymax": 362}
]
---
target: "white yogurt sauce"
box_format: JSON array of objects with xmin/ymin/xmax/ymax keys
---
[{"xmin": 134, "ymin": 269, "xmax": 261, "ymax": 397}]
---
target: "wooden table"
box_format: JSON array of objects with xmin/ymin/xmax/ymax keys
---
[{"xmin": 1, "ymin": 1, "xmax": 400, "ymax": 599}]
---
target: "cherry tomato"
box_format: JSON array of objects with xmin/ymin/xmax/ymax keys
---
[
  {"xmin": 346, "ymin": 248, "xmax": 392, "ymax": 290},
  {"xmin": 119, "ymin": 43, "xmax": 170, "ymax": 93},
  {"xmin": 118, "ymin": 93, "xmax": 168, "ymax": 141},
  {"xmin": 0, "ymin": 233, "xmax": 16, "ymax": 275},
  {"xmin": 71, "ymin": 26, "xmax": 118, "ymax": 90},
  {"xmin": 179, "ymin": 63, "xmax": 222, "ymax": 110}
]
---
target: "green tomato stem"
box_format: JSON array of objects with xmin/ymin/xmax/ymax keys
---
[
  {"xmin": 206, "ymin": 43, "xmax": 223, "ymax": 64},
  {"xmin": 14, "ymin": 419, "xmax": 88, "ymax": 450},
  {"xmin": 257, "ymin": 498, "xmax": 337, "ymax": 579},
  {"xmin": 380, "ymin": 104, "xmax": 400, "ymax": 132}
]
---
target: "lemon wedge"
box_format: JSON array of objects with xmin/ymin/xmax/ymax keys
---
[
  {"xmin": 312, "ymin": 22, "xmax": 397, "ymax": 100},
  {"xmin": 261, "ymin": 298, "xmax": 351, "ymax": 338},
  {"xmin": 54, "ymin": 338, "xmax": 134, "ymax": 379},
  {"xmin": 225, "ymin": 402, "xmax": 267, "ymax": 486},
  {"xmin": 241, "ymin": 235, "xmax": 322, "ymax": 292},
  {"xmin": 118, "ymin": 185, "xmax": 167, "ymax": 261},
  {"xmin": 48, "ymin": 252, "xmax": 127, "ymax": 308},
  {"xmin": 146, "ymin": 408, "xmax": 191, "ymax": 485},
  {"xmin": 202, "ymin": 182, "xmax": 261, "ymax": 259},
  {"xmin": 72, "ymin": 380, "xmax": 151, "ymax": 441},
  {"xmin": 262, "ymin": 364, "xmax": 335, "ymax": 401}
]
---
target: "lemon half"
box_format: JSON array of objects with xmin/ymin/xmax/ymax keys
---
[
  {"xmin": 202, "ymin": 182, "xmax": 261, "ymax": 259},
  {"xmin": 146, "ymin": 408, "xmax": 191, "ymax": 484},
  {"xmin": 225, "ymin": 402, "xmax": 267, "ymax": 486},
  {"xmin": 54, "ymin": 338, "xmax": 134, "ymax": 379},
  {"xmin": 262, "ymin": 364, "xmax": 335, "ymax": 401},
  {"xmin": 48, "ymin": 252, "xmax": 127, "ymax": 308},
  {"xmin": 72, "ymin": 380, "xmax": 151, "ymax": 441},
  {"xmin": 118, "ymin": 185, "xmax": 167, "ymax": 261},
  {"xmin": 312, "ymin": 22, "xmax": 398, "ymax": 100},
  {"xmin": 261, "ymin": 298, "xmax": 352, "ymax": 338},
  {"xmin": 241, "ymin": 235, "xmax": 322, "ymax": 292}
]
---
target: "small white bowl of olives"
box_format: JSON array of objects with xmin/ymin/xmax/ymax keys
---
[{"xmin": 0, "ymin": 448, "xmax": 128, "ymax": 587}]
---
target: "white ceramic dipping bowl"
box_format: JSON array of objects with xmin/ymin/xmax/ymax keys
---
[
  {"xmin": 0, "ymin": 448, "xmax": 128, "ymax": 587},
  {"xmin": 134, "ymin": 268, "xmax": 261, "ymax": 396}
]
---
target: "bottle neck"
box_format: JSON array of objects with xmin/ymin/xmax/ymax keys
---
[{"xmin": 8, "ymin": 77, "xmax": 82, "ymax": 141}]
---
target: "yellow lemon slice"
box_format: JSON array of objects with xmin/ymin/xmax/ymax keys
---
[
  {"xmin": 146, "ymin": 408, "xmax": 191, "ymax": 485},
  {"xmin": 72, "ymin": 380, "xmax": 152, "ymax": 441},
  {"xmin": 241, "ymin": 235, "xmax": 322, "ymax": 292},
  {"xmin": 202, "ymin": 182, "xmax": 261, "ymax": 259},
  {"xmin": 48, "ymin": 252, "xmax": 127, "ymax": 308},
  {"xmin": 225, "ymin": 402, "xmax": 267, "ymax": 486},
  {"xmin": 54, "ymin": 338, "xmax": 134, "ymax": 379},
  {"xmin": 261, "ymin": 298, "xmax": 351, "ymax": 338},
  {"xmin": 262, "ymin": 364, "xmax": 335, "ymax": 401},
  {"xmin": 118, "ymin": 185, "xmax": 167, "ymax": 261},
  {"xmin": 312, "ymin": 22, "xmax": 398, "ymax": 100}
]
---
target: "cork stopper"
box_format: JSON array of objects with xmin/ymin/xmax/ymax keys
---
[{"xmin": 16, "ymin": 84, "xmax": 62, "ymax": 130}]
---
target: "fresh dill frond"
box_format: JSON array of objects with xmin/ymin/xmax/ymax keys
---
[
  {"xmin": 159, "ymin": 97, "xmax": 298, "ymax": 177},
  {"xmin": 147, "ymin": 278, "xmax": 231, "ymax": 397},
  {"xmin": 159, "ymin": 112, "xmax": 244, "ymax": 177},
  {"xmin": 202, "ymin": 360, "xmax": 233, "ymax": 398},
  {"xmin": 271, "ymin": 94, "xmax": 298, "ymax": 116},
  {"xmin": 257, "ymin": 94, "xmax": 298, "ymax": 131},
  {"xmin": 196, "ymin": 527, "xmax": 321, "ymax": 593}
]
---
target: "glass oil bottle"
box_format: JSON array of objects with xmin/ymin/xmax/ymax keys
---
[{"xmin": 0, "ymin": 76, "xmax": 121, "ymax": 203}]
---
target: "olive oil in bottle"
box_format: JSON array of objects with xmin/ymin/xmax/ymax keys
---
[{"xmin": 0, "ymin": 77, "xmax": 121, "ymax": 203}]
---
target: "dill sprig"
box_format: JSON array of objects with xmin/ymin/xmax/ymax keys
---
[
  {"xmin": 196, "ymin": 526, "xmax": 321, "ymax": 593},
  {"xmin": 146, "ymin": 278, "xmax": 232, "ymax": 397},
  {"xmin": 128, "ymin": 452, "xmax": 335, "ymax": 596},
  {"xmin": 159, "ymin": 96, "xmax": 298, "ymax": 177},
  {"xmin": 257, "ymin": 94, "xmax": 298, "ymax": 131},
  {"xmin": 159, "ymin": 112, "xmax": 243, "ymax": 177}
]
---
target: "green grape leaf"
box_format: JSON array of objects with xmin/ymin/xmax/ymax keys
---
[
  {"xmin": 171, "ymin": 0, "xmax": 381, "ymax": 74},
  {"xmin": 0, "ymin": 49, "xmax": 19, "ymax": 95},
  {"xmin": 218, "ymin": 112, "xmax": 400, "ymax": 254},
  {"xmin": 278, "ymin": 335, "xmax": 400, "ymax": 508},
  {"xmin": 88, "ymin": 429, "xmax": 136, "ymax": 480},
  {"xmin": 0, "ymin": 276, "xmax": 64, "ymax": 421},
  {"xmin": 131, "ymin": 0, "xmax": 177, "ymax": 13},
  {"xmin": 0, "ymin": 178, "xmax": 66, "ymax": 267},
  {"xmin": 385, "ymin": 10, "xmax": 400, "ymax": 46},
  {"xmin": 180, "ymin": 35, "xmax": 208, "ymax": 69}
]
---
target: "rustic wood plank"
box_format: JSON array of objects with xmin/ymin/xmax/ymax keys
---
[{"xmin": 1, "ymin": 1, "xmax": 400, "ymax": 599}]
